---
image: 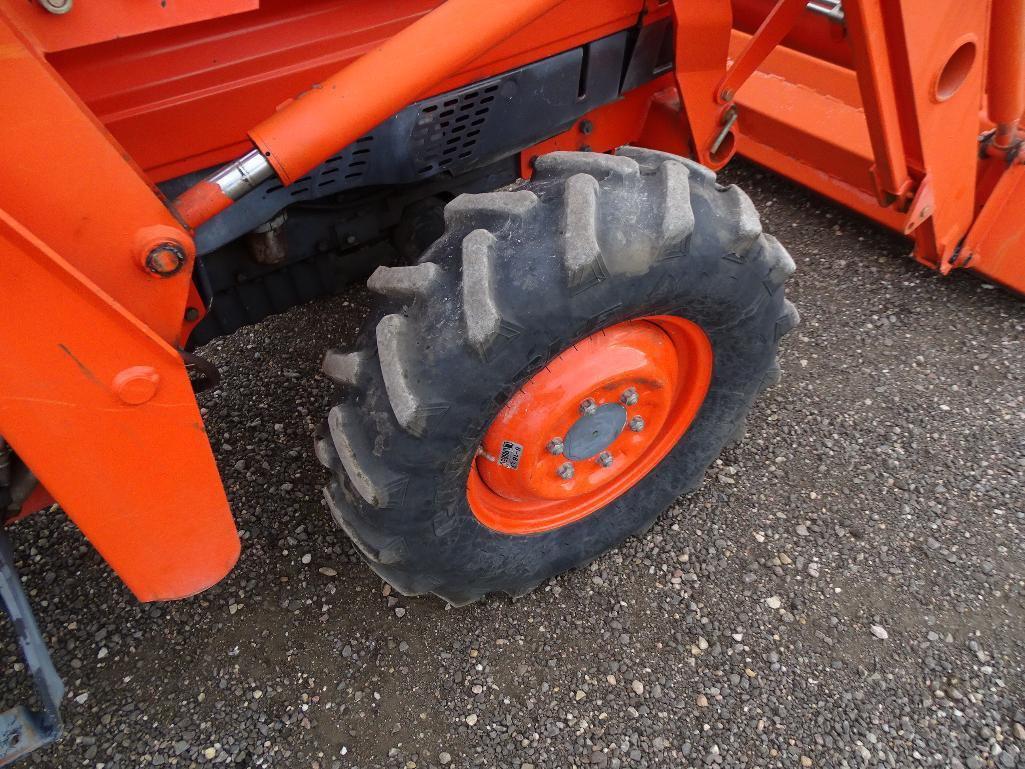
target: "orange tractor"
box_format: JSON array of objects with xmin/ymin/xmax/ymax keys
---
[{"xmin": 0, "ymin": 0, "xmax": 1022, "ymax": 761}]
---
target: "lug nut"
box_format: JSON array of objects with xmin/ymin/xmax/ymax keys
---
[
  {"xmin": 597, "ymin": 451, "xmax": 613, "ymax": 468},
  {"xmin": 629, "ymin": 416, "xmax": 645, "ymax": 432},
  {"xmin": 547, "ymin": 437, "xmax": 565, "ymax": 455},
  {"xmin": 580, "ymin": 398, "xmax": 597, "ymax": 415},
  {"xmin": 557, "ymin": 462, "xmax": 575, "ymax": 480},
  {"xmin": 620, "ymin": 387, "xmax": 639, "ymax": 406}
]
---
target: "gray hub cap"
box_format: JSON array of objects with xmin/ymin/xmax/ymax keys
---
[{"xmin": 563, "ymin": 403, "xmax": 627, "ymax": 461}]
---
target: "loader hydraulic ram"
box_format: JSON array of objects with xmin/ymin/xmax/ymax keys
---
[{"xmin": 0, "ymin": 0, "xmax": 1022, "ymax": 761}]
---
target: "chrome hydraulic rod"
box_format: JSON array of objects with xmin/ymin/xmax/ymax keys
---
[{"xmin": 173, "ymin": 0, "xmax": 567, "ymax": 230}]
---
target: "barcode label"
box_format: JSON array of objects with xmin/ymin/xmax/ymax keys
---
[{"xmin": 498, "ymin": 441, "xmax": 523, "ymax": 469}]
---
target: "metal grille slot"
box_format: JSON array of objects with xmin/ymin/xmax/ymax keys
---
[{"xmin": 411, "ymin": 83, "xmax": 500, "ymax": 176}]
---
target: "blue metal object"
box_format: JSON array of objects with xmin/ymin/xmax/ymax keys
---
[
  {"xmin": 564, "ymin": 403, "xmax": 627, "ymax": 460},
  {"xmin": 0, "ymin": 532, "xmax": 63, "ymax": 766}
]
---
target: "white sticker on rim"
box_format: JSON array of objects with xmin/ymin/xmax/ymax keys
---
[{"xmin": 498, "ymin": 441, "xmax": 523, "ymax": 470}]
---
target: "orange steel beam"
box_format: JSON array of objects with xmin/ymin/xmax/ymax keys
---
[
  {"xmin": 842, "ymin": 0, "xmax": 912, "ymax": 206},
  {"xmin": 669, "ymin": 0, "xmax": 735, "ymax": 168},
  {"xmin": 0, "ymin": 16, "xmax": 237, "ymax": 600},
  {"xmin": 174, "ymin": 0, "xmax": 569, "ymax": 228},
  {"xmin": 0, "ymin": 208, "xmax": 239, "ymax": 601}
]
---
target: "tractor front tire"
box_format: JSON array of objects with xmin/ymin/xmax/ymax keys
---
[{"xmin": 316, "ymin": 147, "xmax": 797, "ymax": 605}]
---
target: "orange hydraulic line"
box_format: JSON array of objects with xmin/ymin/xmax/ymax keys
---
[
  {"xmin": 988, "ymin": 0, "xmax": 1025, "ymax": 148},
  {"xmin": 174, "ymin": 0, "xmax": 567, "ymax": 229}
]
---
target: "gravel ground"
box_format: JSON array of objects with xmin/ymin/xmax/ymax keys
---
[{"xmin": 3, "ymin": 160, "xmax": 1024, "ymax": 769}]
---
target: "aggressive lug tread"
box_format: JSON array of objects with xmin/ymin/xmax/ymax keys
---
[
  {"xmin": 656, "ymin": 160, "xmax": 695, "ymax": 251},
  {"xmin": 376, "ymin": 314, "xmax": 425, "ymax": 435},
  {"xmin": 444, "ymin": 190, "xmax": 538, "ymax": 227},
  {"xmin": 761, "ymin": 234, "xmax": 796, "ymax": 293},
  {"xmin": 322, "ymin": 349, "xmax": 367, "ymax": 388},
  {"xmin": 324, "ymin": 483, "xmax": 408, "ymax": 565},
  {"xmin": 617, "ymin": 145, "xmax": 717, "ymax": 183},
  {"xmin": 719, "ymin": 184, "xmax": 763, "ymax": 255},
  {"xmin": 327, "ymin": 405, "xmax": 391, "ymax": 507},
  {"xmin": 313, "ymin": 424, "xmax": 341, "ymax": 472},
  {"xmin": 563, "ymin": 173, "xmax": 607, "ymax": 290},
  {"xmin": 759, "ymin": 360, "xmax": 783, "ymax": 391},
  {"xmin": 775, "ymin": 300, "xmax": 801, "ymax": 342},
  {"xmin": 534, "ymin": 151, "xmax": 640, "ymax": 180},
  {"xmin": 461, "ymin": 229, "xmax": 502, "ymax": 356},
  {"xmin": 367, "ymin": 262, "xmax": 441, "ymax": 299}
]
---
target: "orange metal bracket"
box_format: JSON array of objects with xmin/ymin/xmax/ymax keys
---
[
  {"xmin": 903, "ymin": 175, "xmax": 934, "ymax": 235},
  {"xmin": 716, "ymin": 0, "xmax": 808, "ymax": 104},
  {"xmin": 0, "ymin": 209, "xmax": 239, "ymax": 601},
  {"xmin": 0, "ymin": 15, "xmax": 236, "ymax": 600},
  {"xmin": 842, "ymin": 0, "xmax": 912, "ymax": 206},
  {"xmin": 959, "ymin": 159, "xmax": 1025, "ymax": 292},
  {"xmin": 670, "ymin": 0, "xmax": 734, "ymax": 168},
  {"xmin": 0, "ymin": 16, "xmax": 194, "ymax": 344}
]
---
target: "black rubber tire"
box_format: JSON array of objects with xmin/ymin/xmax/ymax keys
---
[{"xmin": 316, "ymin": 147, "xmax": 798, "ymax": 605}]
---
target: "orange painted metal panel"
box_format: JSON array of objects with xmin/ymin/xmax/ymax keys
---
[
  {"xmin": 717, "ymin": 0, "xmax": 809, "ymax": 106},
  {"xmin": 739, "ymin": 131, "xmax": 907, "ymax": 231},
  {"xmin": 48, "ymin": 0, "xmax": 644, "ymax": 182},
  {"xmin": 842, "ymin": 0, "xmax": 912, "ymax": 204},
  {"xmin": 961, "ymin": 161, "xmax": 1025, "ymax": 293},
  {"xmin": 0, "ymin": 0, "xmax": 258, "ymax": 53},
  {"xmin": 885, "ymin": 0, "xmax": 988, "ymax": 268},
  {"xmin": 725, "ymin": 31, "xmax": 885, "ymax": 208},
  {"xmin": 0, "ymin": 208, "xmax": 239, "ymax": 601}
]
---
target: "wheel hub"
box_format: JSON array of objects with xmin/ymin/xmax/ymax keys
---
[
  {"xmin": 563, "ymin": 403, "xmax": 626, "ymax": 460},
  {"xmin": 466, "ymin": 316, "xmax": 713, "ymax": 535}
]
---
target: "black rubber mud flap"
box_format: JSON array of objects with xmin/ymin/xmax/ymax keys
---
[{"xmin": 317, "ymin": 147, "xmax": 798, "ymax": 605}]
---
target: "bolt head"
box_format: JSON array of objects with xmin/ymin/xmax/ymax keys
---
[
  {"xmin": 597, "ymin": 451, "xmax": 613, "ymax": 468},
  {"xmin": 38, "ymin": 0, "xmax": 72, "ymax": 14},
  {"xmin": 722, "ymin": 88, "xmax": 735, "ymax": 102},
  {"xmin": 547, "ymin": 438, "xmax": 565, "ymax": 456},
  {"xmin": 620, "ymin": 387, "xmax": 639, "ymax": 406},
  {"xmin": 629, "ymin": 416, "xmax": 645, "ymax": 432},
  {"xmin": 557, "ymin": 462, "xmax": 575, "ymax": 480},
  {"xmin": 579, "ymin": 398, "xmax": 598, "ymax": 415},
  {"xmin": 145, "ymin": 242, "xmax": 186, "ymax": 277},
  {"xmin": 112, "ymin": 366, "xmax": 160, "ymax": 405}
]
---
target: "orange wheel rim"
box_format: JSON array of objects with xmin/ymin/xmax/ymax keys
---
[{"xmin": 467, "ymin": 315, "xmax": 713, "ymax": 534}]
